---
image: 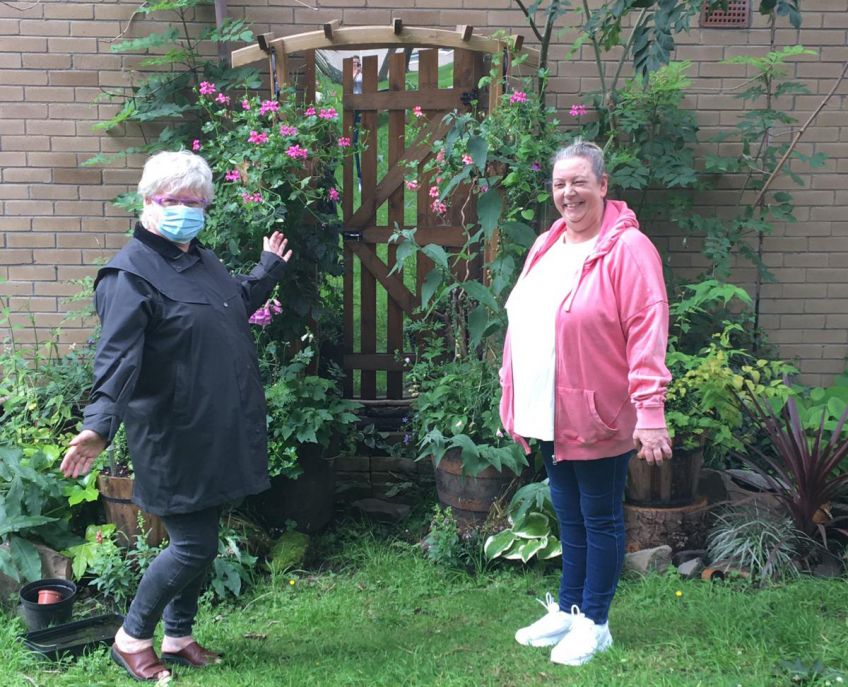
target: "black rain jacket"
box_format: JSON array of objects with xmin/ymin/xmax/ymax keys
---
[{"xmin": 83, "ymin": 225, "xmax": 287, "ymax": 515}]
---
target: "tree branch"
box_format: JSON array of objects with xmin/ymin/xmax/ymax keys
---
[
  {"xmin": 513, "ymin": 0, "xmax": 545, "ymax": 44},
  {"xmin": 752, "ymin": 60, "xmax": 848, "ymax": 209}
]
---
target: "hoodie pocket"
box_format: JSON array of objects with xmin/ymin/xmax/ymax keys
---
[{"xmin": 555, "ymin": 387, "xmax": 617, "ymax": 446}]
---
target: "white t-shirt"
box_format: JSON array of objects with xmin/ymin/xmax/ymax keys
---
[{"xmin": 505, "ymin": 235, "xmax": 598, "ymax": 441}]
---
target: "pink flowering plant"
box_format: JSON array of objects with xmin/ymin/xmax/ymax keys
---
[{"xmin": 194, "ymin": 85, "xmax": 358, "ymax": 342}]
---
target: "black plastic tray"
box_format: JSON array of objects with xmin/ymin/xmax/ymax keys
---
[{"xmin": 22, "ymin": 613, "xmax": 124, "ymax": 660}]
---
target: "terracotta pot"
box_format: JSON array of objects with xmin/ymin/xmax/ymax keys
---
[
  {"xmin": 37, "ymin": 589, "xmax": 63, "ymax": 605},
  {"xmin": 97, "ymin": 474, "xmax": 167, "ymax": 547}
]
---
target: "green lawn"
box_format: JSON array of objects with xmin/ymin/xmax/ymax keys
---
[{"xmin": 3, "ymin": 517, "xmax": 848, "ymax": 686}]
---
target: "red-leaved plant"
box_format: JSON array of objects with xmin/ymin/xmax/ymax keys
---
[{"xmin": 735, "ymin": 386, "xmax": 848, "ymax": 546}]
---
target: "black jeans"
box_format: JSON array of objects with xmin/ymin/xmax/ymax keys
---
[
  {"xmin": 122, "ymin": 506, "xmax": 219, "ymax": 639},
  {"xmin": 540, "ymin": 442, "xmax": 631, "ymax": 624}
]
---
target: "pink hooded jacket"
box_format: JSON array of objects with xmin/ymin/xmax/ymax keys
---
[{"xmin": 499, "ymin": 199, "xmax": 670, "ymax": 462}]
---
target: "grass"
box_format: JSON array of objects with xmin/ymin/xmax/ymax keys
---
[{"xmin": 3, "ymin": 516, "xmax": 848, "ymax": 687}]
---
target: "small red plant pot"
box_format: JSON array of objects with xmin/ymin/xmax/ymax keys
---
[{"xmin": 37, "ymin": 589, "xmax": 63, "ymax": 605}]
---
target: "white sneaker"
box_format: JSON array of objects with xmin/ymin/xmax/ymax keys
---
[
  {"xmin": 514, "ymin": 593, "xmax": 573, "ymax": 647},
  {"xmin": 550, "ymin": 606, "xmax": 612, "ymax": 666}
]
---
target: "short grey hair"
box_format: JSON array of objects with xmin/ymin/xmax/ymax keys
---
[
  {"xmin": 552, "ymin": 138, "xmax": 606, "ymax": 182},
  {"xmin": 137, "ymin": 150, "xmax": 214, "ymax": 203}
]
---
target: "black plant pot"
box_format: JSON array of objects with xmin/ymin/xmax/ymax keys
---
[
  {"xmin": 252, "ymin": 444, "xmax": 337, "ymax": 533},
  {"xmin": 19, "ymin": 578, "xmax": 78, "ymax": 631}
]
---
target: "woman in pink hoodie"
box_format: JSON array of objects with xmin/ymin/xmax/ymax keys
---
[{"xmin": 502, "ymin": 139, "xmax": 672, "ymax": 666}]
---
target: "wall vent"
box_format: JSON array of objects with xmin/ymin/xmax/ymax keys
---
[{"xmin": 700, "ymin": 0, "xmax": 751, "ymax": 28}]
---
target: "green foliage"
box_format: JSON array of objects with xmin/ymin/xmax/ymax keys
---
[
  {"xmin": 0, "ymin": 445, "xmax": 85, "ymax": 584},
  {"xmin": 196, "ymin": 87, "xmax": 353, "ymax": 342},
  {"xmin": 792, "ymin": 372, "xmax": 848, "ymax": 441},
  {"xmin": 410, "ymin": 355, "xmax": 527, "ymax": 478},
  {"xmin": 264, "ymin": 347, "xmax": 361, "ymax": 478},
  {"xmin": 208, "ymin": 526, "xmax": 258, "ymax": 600},
  {"xmin": 484, "ymin": 480, "xmax": 562, "ymax": 563},
  {"xmin": 422, "ymin": 504, "xmax": 462, "ymax": 568},
  {"xmin": 0, "ymin": 301, "xmax": 94, "ymax": 449},
  {"xmin": 706, "ymin": 504, "xmax": 809, "ymax": 584},
  {"xmin": 87, "ymin": 0, "xmax": 261, "ymax": 163}
]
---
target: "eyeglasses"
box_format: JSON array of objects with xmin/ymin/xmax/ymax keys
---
[{"xmin": 152, "ymin": 195, "xmax": 208, "ymax": 209}]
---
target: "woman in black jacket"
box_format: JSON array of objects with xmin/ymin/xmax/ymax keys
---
[{"xmin": 61, "ymin": 150, "xmax": 292, "ymax": 682}]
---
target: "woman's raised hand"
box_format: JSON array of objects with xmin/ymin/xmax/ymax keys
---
[{"xmin": 263, "ymin": 231, "xmax": 293, "ymax": 263}]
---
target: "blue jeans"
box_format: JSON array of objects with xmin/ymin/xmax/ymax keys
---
[
  {"xmin": 122, "ymin": 506, "xmax": 220, "ymax": 639},
  {"xmin": 541, "ymin": 442, "xmax": 631, "ymax": 624}
]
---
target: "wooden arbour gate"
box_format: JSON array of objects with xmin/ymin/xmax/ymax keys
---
[{"xmin": 232, "ymin": 25, "xmax": 539, "ymax": 401}]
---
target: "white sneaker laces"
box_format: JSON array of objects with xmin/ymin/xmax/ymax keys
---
[{"xmin": 536, "ymin": 592, "xmax": 560, "ymax": 614}]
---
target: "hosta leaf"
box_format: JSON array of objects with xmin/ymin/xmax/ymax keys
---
[
  {"xmin": 519, "ymin": 538, "xmax": 546, "ymax": 563},
  {"xmin": 484, "ymin": 530, "xmax": 517, "ymax": 560},
  {"xmin": 513, "ymin": 512, "xmax": 552, "ymax": 539}
]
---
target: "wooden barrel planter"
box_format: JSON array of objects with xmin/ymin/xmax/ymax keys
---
[
  {"xmin": 624, "ymin": 446, "xmax": 709, "ymax": 552},
  {"xmin": 625, "ymin": 446, "xmax": 704, "ymax": 507},
  {"xmin": 433, "ymin": 448, "xmax": 520, "ymax": 530},
  {"xmin": 97, "ymin": 474, "xmax": 167, "ymax": 547}
]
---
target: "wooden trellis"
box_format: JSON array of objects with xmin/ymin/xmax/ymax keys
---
[{"xmin": 231, "ymin": 24, "xmax": 539, "ymax": 401}]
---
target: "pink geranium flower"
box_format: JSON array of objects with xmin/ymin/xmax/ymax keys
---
[
  {"xmin": 304, "ymin": 106, "xmax": 316, "ymax": 117},
  {"xmin": 241, "ymin": 99, "xmax": 251, "ymax": 110},
  {"xmin": 435, "ymin": 149, "xmax": 445, "ymax": 162},
  {"xmin": 405, "ymin": 180, "xmax": 419, "ymax": 191},
  {"xmin": 429, "ymin": 185, "xmax": 440, "ymax": 199},
  {"xmin": 431, "ymin": 200, "xmax": 447, "ymax": 215},
  {"xmin": 279, "ymin": 125, "xmax": 298, "ymax": 137},
  {"xmin": 337, "ymin": 136, "xmax": 351, "ymax": 147},
  {"xmin": 462, "ymin": 154, "xmax": 473, "ymax": 165},
  {"xmin": 248, "ymin": 130, "xmax": 269, "ymax": 144},
  {"xmin": 199, "ymin": 81, "xmax": 216, "ymax": 96},
  {"xmin": 225, "ymin": 169, "xmax": 241, "ymax": 182},
  {"xmin": 412, "ymin": 105, "xmax": 424, "ymax": 118},
  {"xmin": 570, "ymin": 103, "xmax": 588, "ymax": 117},
  {"xmin": 215, "ymin": 93, "xmax": 230, "ymax": 105},
  {"xmin": 286, "ymin": 145, "xmax": 309, "ymax": 160},
  {"xmin": 241, "ymin": 191, "xmax": 263, "ymax": 203},
  {"xmin": 191, "ymin": 139, "xmax": 201, "ymax": 151},
  {"xmin": 328, "ymin": 187, "xmax": 340, "ymax": 202},
  {"xmin": 319, "ymin": 107, "xmax": 338, "ymax": 120},
  {"xmin": 260, "ymin": 100, "xmax": 280, "ymax": 116},
  {"xmin": 510, "ymin": 90, "xmax": 527, "ymax": 104}
]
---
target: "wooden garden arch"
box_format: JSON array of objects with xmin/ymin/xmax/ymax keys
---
[{"xmin": 231, "ymin": 24, "xmax": 539, "ymax": 401}]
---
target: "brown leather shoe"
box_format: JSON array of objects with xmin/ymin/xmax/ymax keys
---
[
  {"xmin": 111, "ymin": 644, "xmax": 172, "ymax": 682},
  {"xmin": 161, "ymin": 641, "xmax": 223, "ymax": 668}
]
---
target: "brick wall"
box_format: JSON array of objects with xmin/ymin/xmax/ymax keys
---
[{"xmin": 1, "ymin": 0, "xmax": 846, "ymax": 383}]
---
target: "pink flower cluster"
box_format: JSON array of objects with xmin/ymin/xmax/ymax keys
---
[
  {"xmin": 462, "ymin": 154, "xmax": 473, "ymax": 165},
  {"xmin": 225, "ymin": 169, "xmax": 241, "ymax": 182},
  {"xmin": 510, "ymin": 90, "xmax": 528, "ymax": 104},
  {"xmin": 304, "ymin": 106, "xmax": 316, "ymax": 117},
  {"xmin": 405, "ymin": 180, "xmax": 419, "ymax": 191},
  {"xmin": 318, "ymin": 107, "xmax": 338, "ymax": 120},
  {"xmin": 248, "ymin": 298, "xmax": 282, "ymax": 327},
  {"xmin": 242, "ymin": 191, "xmax": 263, "ymax": 203},
  {"xmin": 241, "ymin": 99, "xmax": 251, "ymax": 111},
  {"xmin": 215, "ymin": 93, "xmax": 230, "ymax": 105},
  {"xmin": 431, "ymin": 200, "xmax": 447, "ymax": 215},
  {"xmin": 199, "ymin": 81, "xmax": 217, "ymax": 96},
  {"xmin": 337, "ymin": 136, "xmax": 351, "ymax": 148},
  {"xmin": 286, "ymin": 145, "xmax": 309, "ymax": 160},
  {"xmin": 435, "ymin": 149, "xmax": 445, "ymax": 162},
  {"xmin": 248, "ymin": 130, "xmax": 269, "ymax": 145},
  {"xmin": 279, "ymin": 125, "xmax": 298, "ymax": 137},
  {"xmin": 412, "ymin": 105, "xmax": 424, "ymax": 118},
  {"xmin": 328, "ymin": 187, "xmax": 340, "ymax": 202},
  {"xmin": 192, "ymin": 139, "xmax": 201, "ymax": 152},
  {"xmin": 569, "ymin": 103, "xmax": 588, "ymax": 117},
  {"xmin": 428, "ymin": 185, "xmax": 440, "ymax": 199},
  {"xmin": 260, "ymin": 100, "xmax": 280, "ymax": 116}
]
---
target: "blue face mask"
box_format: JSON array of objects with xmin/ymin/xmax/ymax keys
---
[{"xmin": 157, "ymin": 205, "xmax": 205, "ymax": 243}]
